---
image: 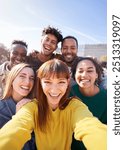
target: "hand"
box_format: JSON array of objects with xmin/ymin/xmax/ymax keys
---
[
  {"xmin": 28, "ymin": 49, "xmax": 39, "ymax": 58},
  {"xmin": 16, "ymin": 98, "xmax": 31, "ymax": 113}
]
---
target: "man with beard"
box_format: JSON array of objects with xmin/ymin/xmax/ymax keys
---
[{"xmin": 59, "ymin": 36, "xmax": 81, "ymax": 86}]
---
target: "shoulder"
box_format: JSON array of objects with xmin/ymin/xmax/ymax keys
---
[
  {"xmin": 99, "ymin": 88, "xmax": 107, "ymax": 96},
  {"xmin": 21, "ymin": 99, "xmax": 38, "ymax": 111},
  {"xmin": 70, "ymin": 84, "xmax": 79, "ymax": 95},
  {"xmin": 67, "ymin": 97, "xmax": 93, "ymax": 121},
  {"xmin": 0, "ymin": 99, "xmax": 6, "ymax": 110},
  {"xmin": 68, "ymin": 97, "xmax": 89, "ymax": 110},
  {"xmin": 71, "ymin": 84, "xmax": 78, "ymax": 90},
  {"xmin": 0, "ymin": 61, "xmax": 9, "ymax": 75},
  {"xmin": 0, "ymin": 98, "xmax": 15, "ymax": 111}
]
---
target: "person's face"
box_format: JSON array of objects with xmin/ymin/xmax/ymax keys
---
[
  {"xmin": 61, "ymin": 38, "xmax": 78, "ymax": 63},
  {"xmin": 12, "ymin": 67, "xmax": 35, "ymax": 102},
  {"xmin": 75, "ymin": 60, "xmax": 98, "ymax": 89},
  {"xmin": 41, "ymin": 76, "xmax": 69, "ymax": 110},
  {"xmin": 10, "ymin": 44, "xmax": 27, "ymax": 68},
  {"xmin": 40, "ymin": 34, "xmax": 58, "ymax": 56}
]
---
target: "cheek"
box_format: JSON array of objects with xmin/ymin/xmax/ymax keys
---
[
  {"xmin": 30, "ymin": 81, "xmax": 34, "ymax": 89},
  {"xmin": 75, "ymin": 73, "xmax": 80, "ymax": 81},
  {"xmin": 10, "ymin": 55, "xmax": 14, "ymax": 61},
  {"xmin": 42, "ymin": 85, "xmax": 49, "ymax": 94},
  {"xmin": 22, "ymin": 57, "xmax": 26, "ymax": 61},
  {"xmin": 62, "ymin": 84, "xmax": 68, "ymax": 93}
]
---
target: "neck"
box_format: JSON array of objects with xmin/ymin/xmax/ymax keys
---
[
  {"xmin": 12, "ymin": 93, "xmax": 23, "ymax": 103},
  {"xmin": 38, "ymin": 53, "xmax": 53, "ymax": 62},
  {"xmin": 79, "ymin": 85, "xmax": 99, "ymax": 97}
]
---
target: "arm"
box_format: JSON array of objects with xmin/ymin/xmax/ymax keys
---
[
  {"xmin": 72, "ymin": 100, "xmax": 107, "ymax": 150},
  {"xmin": 74, "ymin": 117, "xmax": 107, "ymax": 150},
  {"xmin": 0, "ymin": 101, "xmax": 37, "ymax": 150}
]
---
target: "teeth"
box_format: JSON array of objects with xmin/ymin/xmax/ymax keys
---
[
  {"xmin": 80, "ymin": 80, "xmax": 89, "ymax": 83},
  {"xmin": 66, "ymin": 55, "xmax": 72, "ymax": 58},
  {"xmin": 44, "ymin": 46, "xmax": 50, "ymax": 50},
  {"xmin": 21, "ymin": 86, "xmax": 29, "ymax": 90},
  {"xmin": 50, "ymin": 93, "xmax": 59, "ymax": 97}
]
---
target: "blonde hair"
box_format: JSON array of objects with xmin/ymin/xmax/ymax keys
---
[{"xmin": 3, "ymin": 63, "xmax": 35, "ymax": 99}]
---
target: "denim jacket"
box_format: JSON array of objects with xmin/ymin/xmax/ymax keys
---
[
  {"xmin": 0, "ymin": 61, "xmax": 10, "ymax": 98},
  {"xmin": 0, "ymin": 97, "xmax": 37, "ymax": 150}
]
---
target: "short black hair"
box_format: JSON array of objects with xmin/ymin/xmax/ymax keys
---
[
  {"xmin": 61, "ymin": 36, "xmax": 78, "ymax": 48},
  {"xmin": 11, "ymin": 40, "xmax": 28, "ymax": 48},
  {"xmin": 42, "ymin": 26, "xmax": 63, "ymax": 43}
]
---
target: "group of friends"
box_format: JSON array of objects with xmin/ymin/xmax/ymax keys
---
[{"xmin": 0, "ymin": 26, "xmax": 107, "ymax": 150}]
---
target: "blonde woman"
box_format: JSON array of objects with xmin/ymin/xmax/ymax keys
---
[{"xmin": 0, "ymin": 63, "xmax": 36, "ymax": 150}]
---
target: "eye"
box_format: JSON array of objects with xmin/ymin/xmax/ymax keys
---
[
  {"xmin": 12, "ymin": 51, "xmax": 18, "ymax": 55},
  {"xmin": 19, "ymin": 75, "xmax": 25, "ymax": 78},
  {"xmin": 44, "ymin": 81, "xmax": 51, "ymax": 84},
  {"xmin": 63, "ymin": 47, "xmax": 67, "ymax": 50},
  {"xmin": 78, "ymin": 70, "xmax": 84, "ymax": 73},
  {"xmin": 87, "ymin": 70, "xmax": 94, "ymax": 73},
  {"xmin": 59, "ymin": 80, "xmax": 67, "ymax": 84},
  {"xmin": 59, "ymin": 81, "xmax": 66, "ymax": 84},
  {"xmin": 29, "ymin": 77, "xmax": 35, "ymax": 81},
  {"xmin": 51, "ymin": 41, "xmax": 56, "ymax": 45},
  {"xmin": 20, "ymin": 53, "xmax": 26, "ymax": 57}
]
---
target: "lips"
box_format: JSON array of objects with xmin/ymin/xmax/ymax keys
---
[
  {"xmin": 49, "ymin": 93, "xmax": 60, "ymax": 97},
  {"xmin": 44, "ymin": 45, "xmax": 51, "ymax": 51},
  {"xmin": 65, "ymin": 55, "xmax": 72, "ymax": 58},
  {"xmin": 80, "ymin": 79, "xmax": 90, "ymax": 84},
  {"xmin": 20, "ymin": 86, "xmax": 30, "ymax": 92}
]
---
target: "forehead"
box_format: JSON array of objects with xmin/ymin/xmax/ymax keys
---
[
  {"xmin": 77, "ymin": 60, "xmax": 96, "ymax": 69},
  {"xmin": 18, "ymin": 67, "xmax": 34, "ymax": 76},
  {"xmin": 43, "ymin": 34, "xmax": 58, "ymax": 42},
  {"xmin": 63, "ymin": 38, "xmax": 77, "ymax": 46},
  {"xmin": 11, "ymin": 44, "xmax": 27, "ymax": 53}
]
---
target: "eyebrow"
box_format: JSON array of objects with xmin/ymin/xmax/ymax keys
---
[{"xmin": 20, "ymin": 72, "xmax": 34, "ymax": 76}]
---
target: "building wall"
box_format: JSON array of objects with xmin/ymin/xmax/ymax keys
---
[{"xmin": 83, "ymin": 44, "xmax": 107, "ymax": 60}]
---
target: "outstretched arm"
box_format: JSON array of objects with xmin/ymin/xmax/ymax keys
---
[
  {"xmin": 0, "ymin": 101, "xmax": 37, "ymax": 150},
  {"xmin": 74, "ymin": 117, "xmax": 107, "ymax": 150}
]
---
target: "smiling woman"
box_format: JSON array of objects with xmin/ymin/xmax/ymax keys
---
[
  {"xmin": 0, "ymin": 59, "xmax": 107, "ymax": 150},
  {"xmin": 70, "ymin": 57, "xmax": 107, "ymax": 150},
  {"xmin": 0, "ymin": 63, "xmax": 36, "ymax": 150}
]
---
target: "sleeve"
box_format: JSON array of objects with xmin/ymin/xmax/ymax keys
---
[
  {"xmin": 72, "ymin": 102, "xmax": 107, "ymax": 150},
  {"xmin": 0, "ymin": 101, "xmax": 37, "ymax": 150}
]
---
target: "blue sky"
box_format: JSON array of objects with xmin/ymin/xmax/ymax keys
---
[{"xmin": 0, "ymin": 0, "xmax": 107, "ymax": 51}]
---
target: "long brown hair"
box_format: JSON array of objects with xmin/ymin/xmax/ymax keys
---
[{"xmin": 36, "ymin": 59, "xmax": 71, "ymax": 131}]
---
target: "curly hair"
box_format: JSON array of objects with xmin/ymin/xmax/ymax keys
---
[
  {"xmin": 71, "ymin": 57, "xmax": 103, "ymax": 86},
  {"xmin": 42, "ymin": 25, "xmax": 63, "ymax": 43}
]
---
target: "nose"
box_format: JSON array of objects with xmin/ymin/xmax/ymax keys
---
[
  {"xmin": 66, "ymin": 48, "xmax": 72, "ymax": 53},
  {"xmin": 16, "ymin": 54, "xmax": 21, "ymax": 59},
  {"xmin": 50, "ymin": 83, "xmax": 59, "ymax": 93},
  {"xmin": 16, "ymin": 54, "xmax": 24, "ymax": 61},
  {"xmin": 24, "ymin": 77, "xmax": 30, "ymax": 85},
  {"xmin": 81, "ymin": 71, "xmax": 88, "ymax": 77},
  {"xmin": 46, "ymin": 40, "xmax": 52, "ymax": 46}
]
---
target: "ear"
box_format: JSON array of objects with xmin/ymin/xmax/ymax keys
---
[
  {"xmin": 67, "ymin": 78, "xmax": 71, "ymax": 85},
  {"xmin": 96, "ymin": 73, "xmax": 98, "ymax": 79}
]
